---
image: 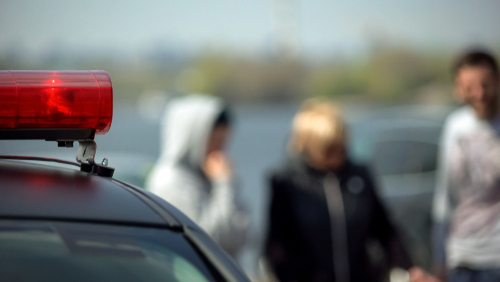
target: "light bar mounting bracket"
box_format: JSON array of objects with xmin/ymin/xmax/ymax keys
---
[{"xmin": 76, "ymin": 141, "xmax": 96, "ymax": 165}]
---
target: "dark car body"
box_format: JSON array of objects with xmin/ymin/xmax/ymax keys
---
[{"xmin": 0, "ymin": 159, "xmax": 250, "ymax": 282}]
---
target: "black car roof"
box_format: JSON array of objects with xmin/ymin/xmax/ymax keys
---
[
  {"xmin": 0, "ymin": 160, "xmax": 184, "ymax": 228},
  {"xmin": 0, "ymin": 159, "xmax": 250, "ymax": 282}
]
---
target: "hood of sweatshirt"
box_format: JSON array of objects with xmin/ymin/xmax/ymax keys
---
[{"xmin": 158, "ymin": 94, "xmax": 226, "ymax": 171}]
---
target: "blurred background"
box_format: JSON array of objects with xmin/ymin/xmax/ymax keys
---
[{"xmin": 1, "ymin": 0, "xmax": 500, "ymax": 279}]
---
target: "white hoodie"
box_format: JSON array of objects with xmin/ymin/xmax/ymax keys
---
[{"xmin": 145, "ymin": 95, "xmax": 248, "ymax": 258}]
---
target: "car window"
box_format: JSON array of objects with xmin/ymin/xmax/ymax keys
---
[
  {"xmin": 186, "ymin": 228, "xmax": 249, "ymax": 282},
  {"xmin": 373, "ymin": 140, "xmax": 438, "ymax": 175},
  {"xmin": 0, "ymin": 220, "xmax": 218, "ymax": 282}
]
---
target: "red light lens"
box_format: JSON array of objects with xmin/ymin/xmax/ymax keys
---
[{"xmin": 0, "ymin": 71, "xmax": 113, "ymax": 134}]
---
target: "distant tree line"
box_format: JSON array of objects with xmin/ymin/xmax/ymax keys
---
[{"xmin": 2, "ymin": 46, "xmax": 498, "ymax": 104}]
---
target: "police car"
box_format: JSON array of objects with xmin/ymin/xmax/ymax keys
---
[{"xmin": 0, "ymin": 71, "xmax": 250, "ymax": 282}]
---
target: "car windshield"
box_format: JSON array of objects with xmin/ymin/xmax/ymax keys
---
[
  {"xmin": 0, "ymin": 220, "xmax": 218, "ymax": 282},
  {"xmin": 373, "ymin": 140, "xmax": 438, "ymax": 176}
]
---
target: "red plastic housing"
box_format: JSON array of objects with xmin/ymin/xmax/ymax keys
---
[{"xmin": 0, "ymin": 71, "xmax": 112, "ymax": 134}]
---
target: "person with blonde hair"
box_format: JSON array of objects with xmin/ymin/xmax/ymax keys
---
[
  {"xmin": 265, "ymin": 99, "xmax": 412, "ymax": 282},
  {"xmin": 288, "ymin": 99, "xmax": 347, "ymax": 170}
]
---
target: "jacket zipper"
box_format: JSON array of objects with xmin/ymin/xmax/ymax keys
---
[{"xmin": 323, "ymin": 173, "xmax": 350, "ymax": 282}]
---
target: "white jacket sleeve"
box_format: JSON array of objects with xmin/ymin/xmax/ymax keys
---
[
  {"xmin": 433, "ymin": 118, "xmax": 456, "ymax": 223},
  {"xmin": 432, "ymin": 111, "xmax": 473, "ymax": 266},
  {"xmin": 196, "ymin": 177, "xmax": 248, "ymax": 257},
  {"xmin": 148, "ymin": 167, "xmax": 248, "ymax": 257},
  {"xmin": 432, "ymin": 116, "xmax": 456, "ymax": 265}
]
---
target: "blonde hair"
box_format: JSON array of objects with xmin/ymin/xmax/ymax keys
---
[{"xmin": 289, "ymin": 99, "xmax": 346, "ymax": 157}]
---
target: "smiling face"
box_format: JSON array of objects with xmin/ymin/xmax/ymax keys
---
[{"xmin": 455, "ymin": 64, "xmax": 500, "ymax": 119}]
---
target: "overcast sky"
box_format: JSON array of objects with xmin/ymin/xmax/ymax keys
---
[{"xmin": 1, "ymin": 0, "xmax": 499, "ymax": 58}]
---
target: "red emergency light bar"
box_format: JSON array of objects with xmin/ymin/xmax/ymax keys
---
[{"xmin": 0, "ymin": 71, "xmax": 113, "ymax": 139}]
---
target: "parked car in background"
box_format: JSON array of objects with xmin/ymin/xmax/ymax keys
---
[{"xmin": 349, "ymin": 105, "xmax": 456, "ymax": 270}]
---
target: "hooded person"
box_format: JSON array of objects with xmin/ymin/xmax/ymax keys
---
[{"xmin": 145, "ymin": 94, "xmax": 248, "ymax": 258}]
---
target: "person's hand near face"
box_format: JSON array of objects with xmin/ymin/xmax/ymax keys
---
[
  {"xmin": 205, "ymin": 151, "xmax": 232, "ymax": 181},
  {"xmin": 204, "ymin": 125, "xmax": 232, "ymax": 181}
]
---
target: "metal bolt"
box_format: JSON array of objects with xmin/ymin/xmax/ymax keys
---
[{"xmin": 101, "ymin": 158, "xmax": 108, "ymax": 167}]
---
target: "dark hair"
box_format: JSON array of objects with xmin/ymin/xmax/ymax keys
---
[
  {"xmin": 214, "ymin": 107, "xmax": 231, "ymax": 127},
  {"xmin": 453, "ymin": 50, "xmax": 499, "ymax": 77}
]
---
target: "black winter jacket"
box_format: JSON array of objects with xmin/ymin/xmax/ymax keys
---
[{"xmin": 265, "ymin": 157, "xmax": 412, "ymax": 282}]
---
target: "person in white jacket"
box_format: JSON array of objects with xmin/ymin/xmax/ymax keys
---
[
  {"xmin": 146, "ymin": 94, "xmax": 248, "ymax": 258},
  {"xmin": 431, "ymin": 50, "xmax": 500, "ymax": 282}
]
